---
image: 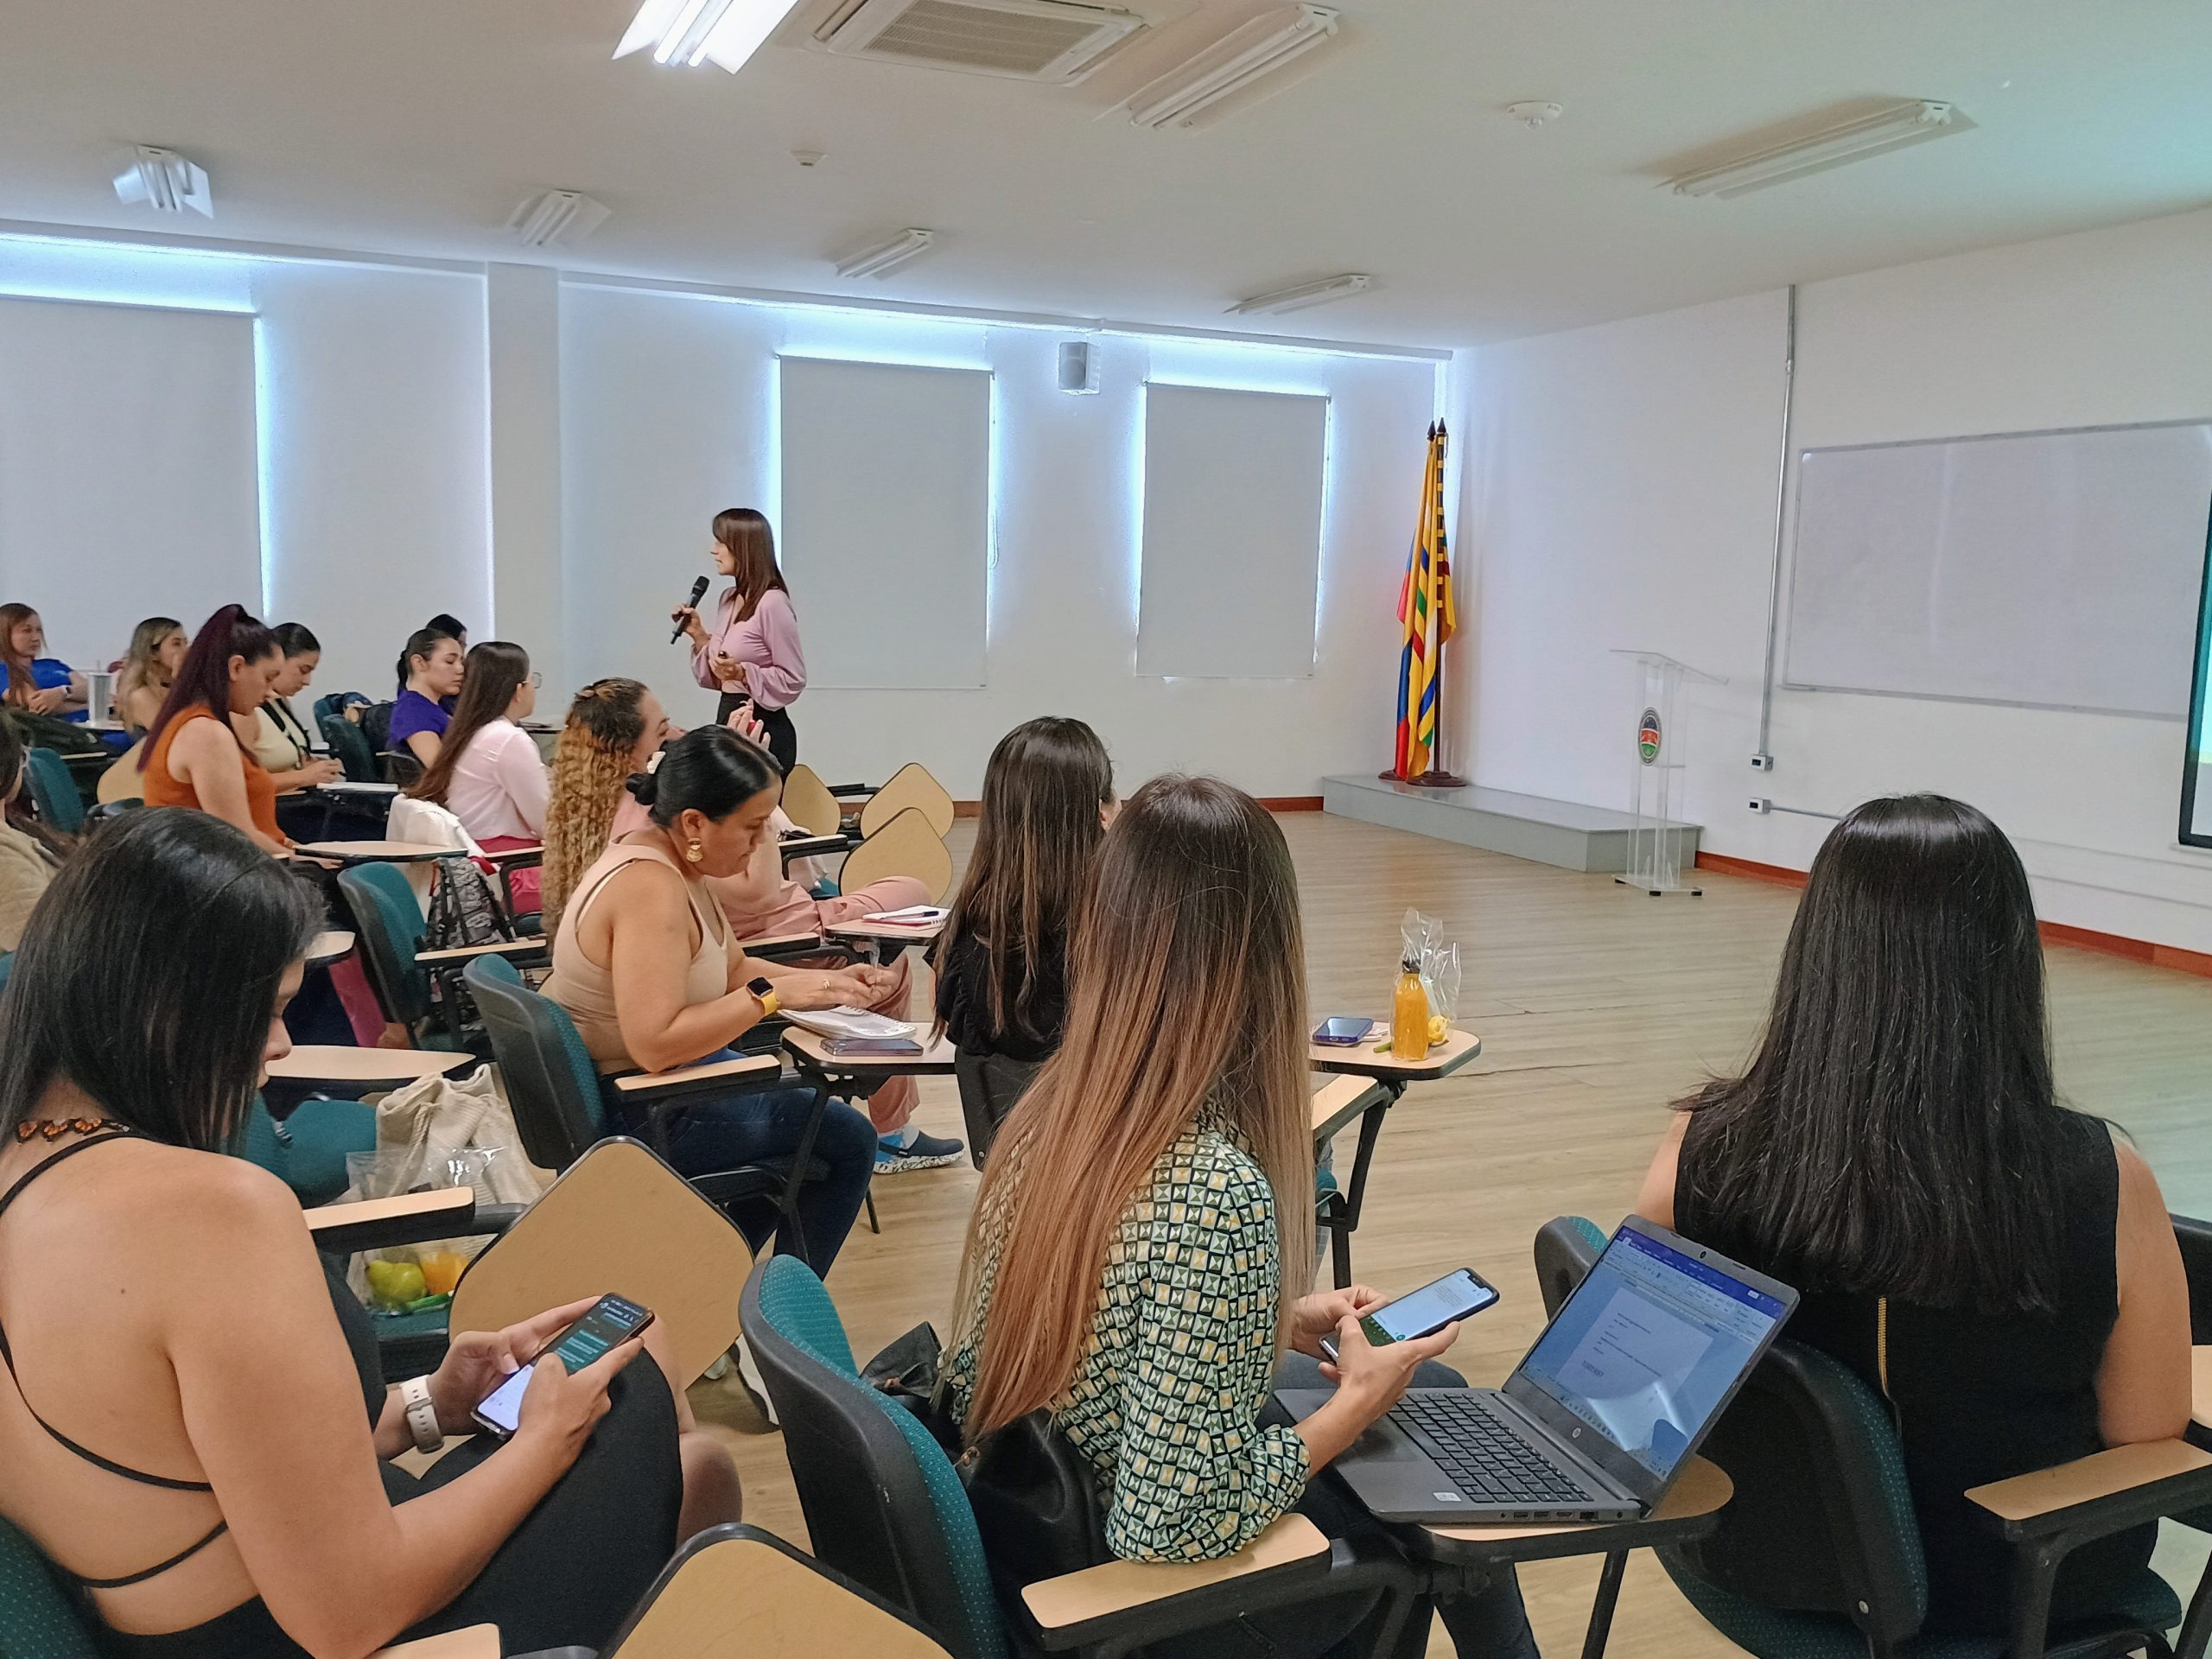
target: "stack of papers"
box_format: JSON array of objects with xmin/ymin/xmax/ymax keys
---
[{"xmin": 781, "ymin": 1007, "xmax": 918, "ymax": 1042}]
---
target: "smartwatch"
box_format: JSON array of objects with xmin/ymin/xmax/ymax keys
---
[
  {"xmin": 399, "ymin": 1375, "xmax": 444, "ymax": 1454},
  {"xmin": 748, "ymin": 976, "xmax": 780, "ymax": 1020}
]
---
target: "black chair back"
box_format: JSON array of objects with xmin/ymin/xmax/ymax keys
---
[
  {"xmin": 463, "ymin": 956, "xmax": 609, "ymax": 1173},
  {"xmin": 1532, "ymin": 1214, "xmax": 1606, "ymax": 1316},
  {"xmin": 2175, "ymin": 1213, "xmax": 2212, "ymax": 1344},
  {"xmin": 337, "ymin": 861, "xmax": 435, "ymax": 1029},
  {"xmin": 951, "ymin": 1048, "xmax": 1039, "ymax": 1170}
]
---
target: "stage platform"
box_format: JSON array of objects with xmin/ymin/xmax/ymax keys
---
[{"xmin": 1320, "ymin": 774, "xmax": 1700, "ymax": 875}]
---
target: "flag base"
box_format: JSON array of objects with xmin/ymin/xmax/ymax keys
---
[{"xmin": 1389, "ymin": 769, "xmax": 1468, "ymax": 789}]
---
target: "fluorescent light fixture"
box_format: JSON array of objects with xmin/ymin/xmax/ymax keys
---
[
  {"xmin": 111, "ymin": 147, "xmax": 213, "ymax": 218},
  {"xmin": 506, "ymin": 191, "xmax": 612, "ymax": 249},
  {"xmin": 614, "ymin": 0, "xmax": 805, "ymax": 72},
  {"xmin": 1127, "ymin": 3, "xmax": 1339, "ymax": 131},
  {"xmin": 834, "ymin": 229, "xmax": 937, "ymax": 280},
  {"xmin": 1668, "ymin": 99, "xmax": 1964, "ymax": 199},
  {"xmin": 1227, "ymin": 273, "xmax": 1372, "ymax": 317}
]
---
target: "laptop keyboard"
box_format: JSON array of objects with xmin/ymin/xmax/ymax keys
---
[{"xmin": 1390, "ymin": 1393, "xmax": 1592, "ymax": 1505}]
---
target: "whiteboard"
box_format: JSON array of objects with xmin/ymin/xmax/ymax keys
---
[
  {"xmin": 0, "ymin": 296, "xmax": 261, "ymax": 664},
  {"xmin": 778, "ymin": 357, "xmax": 989, "ymax": 690},
  {"xmin": 1783, "ymin": 422, "xmax": 2212, "ymax": 717},
  {"xmin": 1138, "ymin": 385, "xmax": 1327, "ymax": 679}
]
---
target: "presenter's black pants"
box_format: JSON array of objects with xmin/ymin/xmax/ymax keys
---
[{"xmin": 717, "ymin": 693, "xmax": 797, "ymax": 772}]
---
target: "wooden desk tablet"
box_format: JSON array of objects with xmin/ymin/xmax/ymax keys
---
[
  {"xmin": 1309, "ymin": 1027, "xmax": 1481, "ymax": 1080},
  {"xmin": 314, "ymin": 780, "xmax": 398, "ymax": 798},
  {"xmin": 825, "ymin": 915, "xmax": 947, "ymax": 948},
  {"xmin": 781, "ymin": 1026, "xmax": 958, "ymax": 1078},
  {"xmin": 1310, "ymin": 1074, "xmax": 1388, "ymax": 1142},
  {"xmin": 306, "ymin": 929, "xmax": 355, "ymax": 968},
  {"xmin": 267, "ymin": 1046, "xmax": 475, "ymax": 1085},
  {"xmin": 2194, "ymin": 1346, "xmax": 2212, "ymax": 1443},
  {"xmin": 296, "ymin": 839, "xmax": 450, "ymax": 866},
  {"xmin": 777, "ymin": 833, "xmax": 848, "ymax": 863}
]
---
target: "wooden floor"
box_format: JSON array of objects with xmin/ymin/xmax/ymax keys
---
[{"xmin": 687, "ymin": 812, "xmax": 2212, "ymax": 1656}]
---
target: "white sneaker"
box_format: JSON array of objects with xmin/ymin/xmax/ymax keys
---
[{"xmin": 734, "ymin": 1335, "xmax": 779, "ymax": 1428}]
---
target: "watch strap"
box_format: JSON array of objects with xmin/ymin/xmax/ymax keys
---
[{"xmin": 400, "ymin": 1375, "xmax": 444, "ymax": 1454}]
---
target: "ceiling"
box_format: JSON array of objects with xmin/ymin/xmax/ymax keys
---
[{"xmin": 3, "ymin": 0, "xmax": 2209, "ymax": 347}]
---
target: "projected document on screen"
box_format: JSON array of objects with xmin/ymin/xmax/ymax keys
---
[{"xmin": 2186, "ymin": 518, "xmax": 2212, "ymax": 849}]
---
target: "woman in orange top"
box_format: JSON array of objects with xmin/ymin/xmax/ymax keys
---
[{"xmin": 139, "ymin": 606, "xmax": 290, "ymax": 855}]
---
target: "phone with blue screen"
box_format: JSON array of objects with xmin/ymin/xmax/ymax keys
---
[
  {"xmin": 1313, "ymin": 1017, "xmax": 1377, "ymax": 1046},
  {"xmin": 1319, "ymin": 1268, "xmax": 1498, "ymax": 1363},
  {"xmin": 471, "ymin": 1294, "xmax": 654, "ymax": 1439}
]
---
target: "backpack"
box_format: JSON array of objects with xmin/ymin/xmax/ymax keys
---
[{"xmin": 424, "ymin": 855, "xmax": 512, "ymax": 1025}]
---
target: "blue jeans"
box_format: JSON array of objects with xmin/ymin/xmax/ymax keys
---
[{"xmin": 603, "ymin": 1055, "xmax": 875, "ymax": 1278}]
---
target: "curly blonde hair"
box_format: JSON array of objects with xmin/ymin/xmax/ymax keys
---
[{"xmin": 540, "ymin": 677, "xmax": 651, "ymax": 936}]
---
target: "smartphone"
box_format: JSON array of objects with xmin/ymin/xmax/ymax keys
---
[
  {"xmin": 1317, "ymin": 1268, "xmax": 1499, "ymax": 1363},
  {"xmin": 1313, "ymin": 1016, "xmax": 1377, "ymax": 1047},
  {"xmin": 472, "ymin": 1294, "xmax": 655, "ymax": 1440}
]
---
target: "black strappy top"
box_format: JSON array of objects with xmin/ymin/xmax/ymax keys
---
[{"xmin": 0, "ymin": 1131, "xmax": 387, "ymax": 1657}]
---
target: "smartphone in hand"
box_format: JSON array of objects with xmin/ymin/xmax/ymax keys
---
[
  {"xmin": 472, "ymin": 1294, "xmax": 655, "ymax": 1439},
  {"xmin": 1319, "ymin": 1268, "xmax": 1499, "ymax": 1363}
]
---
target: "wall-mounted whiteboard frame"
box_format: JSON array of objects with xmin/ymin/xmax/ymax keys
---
[
  {"xmin": 1136, "ymin": 383, "xmax": 1330, "ymax": 681},
  {"xmin": 1781, "ymin": 417, "xmax": 2212, "ymax": 721},
  {"xmin": 777, "ymin": 355, "xmax": 992, "ymax": 690},
  {"xmin": 0, "ymin": 295, "xmax": 263, "ymax": 662}
]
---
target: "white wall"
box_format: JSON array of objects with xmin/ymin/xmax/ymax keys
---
[
  {"xmin": 562, "ymin": 283, "xmax": 1440, "ymax": 796},
  {"xmin": 1458, "ymin": 206, "xmax": 2212, "ymax": 952},
  {"xmin": 0, "ymin": 234, "xmax": 491, "ymax": 702}
]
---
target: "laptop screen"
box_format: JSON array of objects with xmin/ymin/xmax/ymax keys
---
[{"xmin": 1513, "ymin": 1222, "xmax": 1791, "ymax": 1487}]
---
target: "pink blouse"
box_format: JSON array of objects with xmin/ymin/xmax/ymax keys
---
[{"xmin": 690, "ymin": 586, "xmax": 806, "ymax": 711}]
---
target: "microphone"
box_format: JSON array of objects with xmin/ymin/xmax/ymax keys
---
[{"xmin": 671, "ymin": 575, "xmax": 709, "ymax": 645}]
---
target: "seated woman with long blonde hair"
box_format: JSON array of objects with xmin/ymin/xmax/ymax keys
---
[{"xmin": 943, "ymin": 776, "xmax": 1536, "ymax": 1659}]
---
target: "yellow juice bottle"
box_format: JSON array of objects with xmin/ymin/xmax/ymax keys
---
[{"xmin": 1390, "ymin": 955, "xmax": 1429, "ymax": 1060}]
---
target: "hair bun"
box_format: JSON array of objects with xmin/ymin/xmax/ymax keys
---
[{"xmin": 625, "ymin": 770, "xmax": 659, "ymax": 807}]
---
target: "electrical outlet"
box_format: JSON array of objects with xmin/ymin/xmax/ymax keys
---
[
  {"xmin": 1750, "ymin": 753, "xmax": 1774, "ymax": 772},
  {"xmin": 1748, "ymin": 797, "xmax": 1771, "ymax": 814}
]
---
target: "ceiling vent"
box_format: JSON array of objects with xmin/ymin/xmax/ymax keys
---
[{"xmin": 813, "ymin": 0, "xmax": 1142, "ymax": 82}]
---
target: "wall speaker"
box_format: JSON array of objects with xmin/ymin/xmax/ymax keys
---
[{"xmin": 1057, "ymin": 340, "xmax": 1101, "ymax": 395}]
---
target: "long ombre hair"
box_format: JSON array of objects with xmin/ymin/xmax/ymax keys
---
[
  {"xmin": 0, "ymin": 603, "xmax": 41, "ymax": 709},
  {"xmin": 953, "ymin": 775, "xmax": 1313, "ymax": 1441},
  {"xmin": 540, "ymin": 677, "xmax": 652, "ymax": 935},
  {"xmin": 408, "ymin": 641, "xmax": 531, "ymax": 808},
  {"xmin": 115, "ymin": 616, "xmax": 185, "ymax": 731},
  {"xmin": 713, "ymin": 508, "xmax": 791, "ymax": 624},
  {"xmin": 932, "ymin": 717, "xmax": 1113, "ymax": 1051}
]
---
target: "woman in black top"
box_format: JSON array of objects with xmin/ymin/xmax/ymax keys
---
[
  {"xmin": 0, "ymin": 810, "xmax": 740, "ymax": 1657},
  {"xmin": 1637, "ymin": 794, "xmax": 2189, "ymax": 1637},
  {"xmin": 931, "ymin": 716, "xmax": 1114, "ymax": 1064}
]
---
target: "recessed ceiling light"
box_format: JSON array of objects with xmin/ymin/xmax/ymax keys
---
[
  {"xmin": 614, "ymin": 0, "xmax": 806, "ymax": 73},
  {"xmin": 833, "ymin": 228, "xmax": 938, "ymax": 280},
  {"xmin": 112, "ymin": 146, "xmax": 213, "ymax": 218},
  {"xmin": 507, "ymin": 191, "xmax": 612, "ymax": 249},
  {"xmin": 1667, "ymin": 99, "xmax": 1967, "ymax": 199},
  {"xmin": 1227, "ymin": 273, "xmax": 1372, "ymax": 316}
]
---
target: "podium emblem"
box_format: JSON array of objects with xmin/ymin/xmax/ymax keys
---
[{"xmin": 1637, "ymin": 707, "xmax": 1662, "ymax": 764}]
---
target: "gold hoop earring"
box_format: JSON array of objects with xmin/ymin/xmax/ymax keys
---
[{"xmin": 684, "ymin": 841, "xmax": 704, "ymax": 864}]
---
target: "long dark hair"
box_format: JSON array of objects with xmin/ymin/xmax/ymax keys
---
[
  {"xmin": 395, "ymin": 627, "xmax": 453, "ymax": 695},
  {"xmin": 1679, "ymin": 793, "xmax": 2084, "ymax": 1313},
  {"xmin": 955, "ymin": 775, "xmax": 1309, "ymax": 1439},
  {"xmin": 139, "ymin": 605, "xmax": 276, "ymax": 770},
  {"xmin": 626, "ymin": 724, "xmax": 780, "ymax": 828},
  {"xmin": 0, "ymin": 810, "xmax": 320, "ymax": 1149},
  {"xmin": 935, "ymin": 717, "xmax": 1114, "ymax": 1051},
  {"xmin": 270, "ymin": 622, "xmax": 321, "ymax": 658},
  {"xmin": 0, "ymin": 603, "xmax": 40, "ymax": 709},
  {"xmin": 713, "ymin": 508, "xmax": 791, "ymax": 624},
  {"xmin": 409, "ymin": 641, "xmax": 531, "ymax": 806}
]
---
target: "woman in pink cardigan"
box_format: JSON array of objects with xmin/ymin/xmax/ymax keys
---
[{"xmin": 671, "ymin": 508, "xmax": 806, "ymax": 772}]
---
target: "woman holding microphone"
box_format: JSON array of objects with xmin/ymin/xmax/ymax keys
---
[{"xmin": 671, "ymin": 509, "xmax": 806, "ymax": 772}]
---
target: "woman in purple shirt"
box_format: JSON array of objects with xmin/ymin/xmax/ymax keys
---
[
  {"xmin": 671, "ymin": 509, "xmax": 806, "ymax": 772},
  {"xmin": 389, "ymin": 628, "xmax": 466, "ymax": 768}
]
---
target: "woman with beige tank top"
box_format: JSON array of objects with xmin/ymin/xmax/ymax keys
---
[{"xmin": 543, "ymin": 726, "xmax": 892, "ymax": 1274}]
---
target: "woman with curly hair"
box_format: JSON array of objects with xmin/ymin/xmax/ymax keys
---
[{"xmin": 541, "ymin": 679, "xmax": 670, "ymax": 938}]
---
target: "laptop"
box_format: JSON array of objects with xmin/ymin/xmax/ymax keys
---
[{"xmin": 1275, "ymin": 1217, "xmax": 1796, "ymax": 1525}]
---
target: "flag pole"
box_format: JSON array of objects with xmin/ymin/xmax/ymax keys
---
[{"xmin": 1411, "ymin": 422, "xmax": 1466, "ymax": 787}]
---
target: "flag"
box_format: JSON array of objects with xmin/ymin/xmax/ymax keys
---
[{"xmin": 1391, "ymin": 423, "xmax": 1456, "ymax": 779}]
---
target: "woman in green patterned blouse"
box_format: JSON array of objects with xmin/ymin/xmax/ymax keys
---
[{"xmin": 945, "ymin": 774, "xmax": 1537, "ymax": 1658}]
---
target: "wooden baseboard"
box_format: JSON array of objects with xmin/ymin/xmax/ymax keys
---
[
  {"xmin": 954, "ymin": 801, "xmax": 979, "ymax": 818},
  {"xmin": 1261, "ymin": 797, "xmax": 1325, "ymax": 813},
  {"xmin": 1693, "ymin": 853, "xmax": 2212, "ymax": 980}
]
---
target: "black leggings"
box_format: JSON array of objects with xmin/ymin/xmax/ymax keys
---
[
  {"xmin": 716, "ymin": 694, "xmax": 796, "ymax": 772},
  {"xmin": 94, "ymin": 1364, "xmax": 682, "ymax": 1659}
]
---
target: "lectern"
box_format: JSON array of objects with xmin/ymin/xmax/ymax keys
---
[{"xmin": 1610, "ymin": 651, "xmax": 1726, "ymax": 896}]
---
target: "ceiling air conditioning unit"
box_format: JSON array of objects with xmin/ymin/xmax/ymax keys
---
[{"xmin": 812, "ymin": 0, "xmax": 1142, "ymax": 82}]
